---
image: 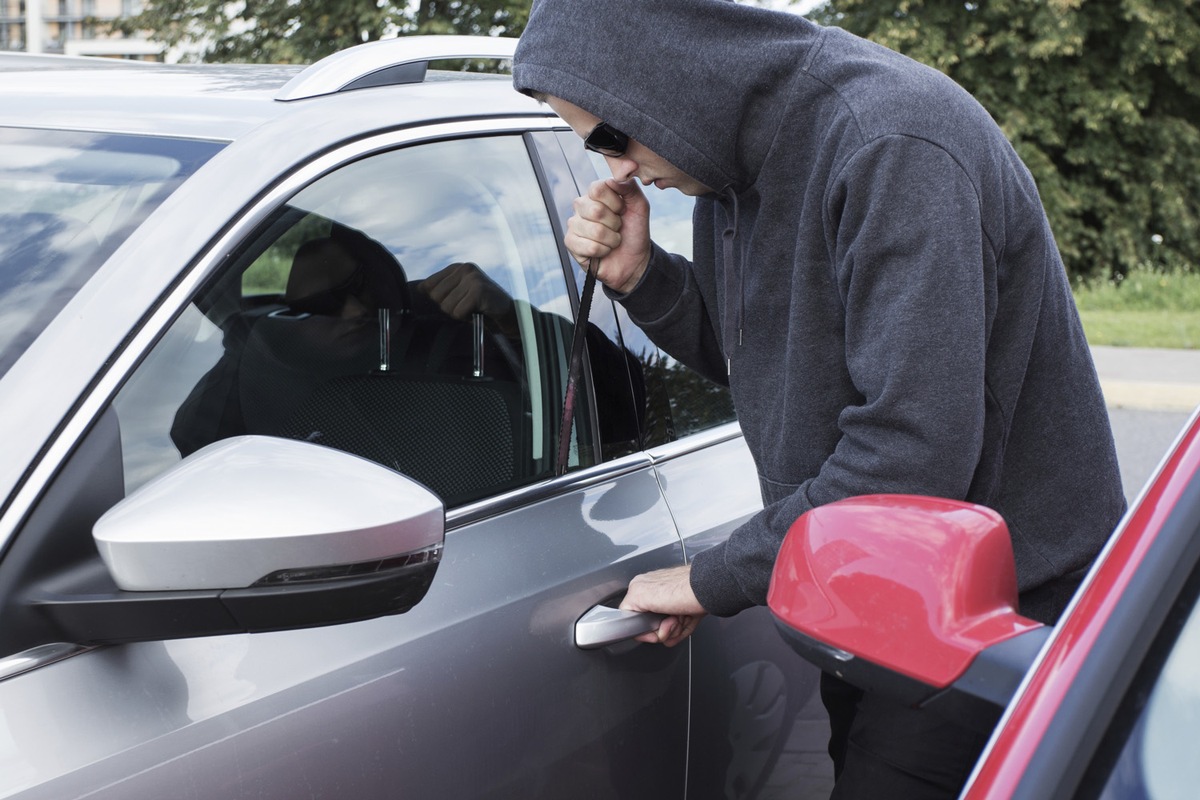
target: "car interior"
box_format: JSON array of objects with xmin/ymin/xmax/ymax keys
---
[{"xmin": 174, "ymin": 208, "xmax": 539, "ymax": 508}]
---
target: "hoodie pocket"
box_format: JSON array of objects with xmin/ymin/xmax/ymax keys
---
[{"xmin": 759, "ymin": 475, "xmax": 803, "ymax": 506}]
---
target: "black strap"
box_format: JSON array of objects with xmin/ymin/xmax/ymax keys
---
[{"xmin": 556, "ymin": 262, "xmax": 598, "ymax": 475}]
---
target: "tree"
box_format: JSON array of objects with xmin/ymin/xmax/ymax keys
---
[
  {"xmin": 114, "ymin": 0, "xmax": 531, "ymax": 65},
  {"xmin": 809, "ymin": 0, "xmax": 1200, "ymax": 280}
]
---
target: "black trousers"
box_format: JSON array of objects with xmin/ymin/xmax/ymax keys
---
[{"xmin": 820, "ymin": 673, "xmax": 993, "ymax": 799}]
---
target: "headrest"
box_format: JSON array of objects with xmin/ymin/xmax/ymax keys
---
[{"xmin": 284, "ymin": 224, "xmax": 410, "ymax": 316}]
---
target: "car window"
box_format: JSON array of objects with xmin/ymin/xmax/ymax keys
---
[
  {"xmin": 586, "ymin": 151, "xmax": 735, "ymax": 445},
  {"xmin": 0, "ymin": 128, "xmax": 222, "ymax": 380},
  {"xmin": 1093, "ymin": 564, "xmax": 1200, "ymax": 799},
  {"xmin": 112, "ymin": 134, "xmax": 594, "ymax": 507}
]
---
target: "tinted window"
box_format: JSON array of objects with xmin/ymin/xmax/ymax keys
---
[
  {"xmin": 0, "ymin": 128, "xmax": 222, "ymax": 379},
  {"xmin": 113, "ymin": 135, "xmax": 593, "ymax": 506},
  {"xmin": 1095, "ymin": 559, "xmax": 1200, "ymax": 799},
  {"xmin": 586, "ymin": 152, "xmax": 735, "ymax": 445}
]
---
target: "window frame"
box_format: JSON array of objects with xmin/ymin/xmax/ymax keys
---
[{"xmin": 140, "ymin": 133, "xmax": 585, "ymax": 504}]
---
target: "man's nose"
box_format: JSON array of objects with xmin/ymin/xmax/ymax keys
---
[{"xmin": 604, "ymin": 154, "xmax": 637, "ymax": 181}]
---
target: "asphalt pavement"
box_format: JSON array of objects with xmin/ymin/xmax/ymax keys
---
[{"xmin": 1092, "ymin": 345, "xmax": 1200, "ymax": 413}]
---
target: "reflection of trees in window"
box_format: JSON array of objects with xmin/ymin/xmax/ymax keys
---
[
  {"xmin": 242, "ymin": 212, "xmax": 332, "ymax": 295},
  {"xmin": 638, "ymin": 350, "xmax": 735, "ymax": 442}
]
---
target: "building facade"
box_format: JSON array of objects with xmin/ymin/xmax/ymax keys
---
[{"xmin": 0, "ymin": 0, "xmax": 162, "ymax": 60}]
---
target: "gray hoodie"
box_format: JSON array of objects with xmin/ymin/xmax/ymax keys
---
[{"xmin": 513, "ymin": 0, "xmax": 1126, "ymax": 624}]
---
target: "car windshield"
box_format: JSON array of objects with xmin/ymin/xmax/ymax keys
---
[{"xmin": 0, "ymin": 127, "xmax": 223, "ymax": 379}]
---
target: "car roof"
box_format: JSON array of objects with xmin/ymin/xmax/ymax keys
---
[{"xmin": 0, "ymin": 36, "xmax": 539, "ymax": 142}]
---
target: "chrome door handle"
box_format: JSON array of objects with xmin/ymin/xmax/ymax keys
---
[{"xmin": 574, "ymin": 605, "xmax": 665, "ymax": 650}]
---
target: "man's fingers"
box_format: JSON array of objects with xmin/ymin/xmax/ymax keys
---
[
  {"xmin": 586, "ymin": 177, "xmax": 630, "ymax": 215},
  {"xmin": 638, "ymin": 614, "xmax": 700, "ymax": 648},
  {"xmin": 567, "ymin": 213, "xmax": 623, "ymax": 249},
  {"xmin": 415, "ymin": 262, "xmax": 517, "ymax": 333},
  {"xmin": 606, "ymin": 177, "xmax": 643, "ymax": 201},
  {"xmin": 573, "ymin": 195, "xmax": 624, "ymax": 235},
  {"xmin": 564, "ymin": 217, "xmax": 622, "ymax": 265},
  {"xmin": 419, "ymin": 262, "xmax": 468, "ymax": 301},
  {"xmin": 562, "ymin": 179, "xmax": 652, "ymax": 292}
]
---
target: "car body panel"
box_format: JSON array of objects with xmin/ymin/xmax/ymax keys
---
[
  {"xmin": 650, "ymin": 433, "xmax": 833, "ymax": 799},
  {"xmin": 0, "ymin": 460, "xmax": 690, "ymax": 798}
]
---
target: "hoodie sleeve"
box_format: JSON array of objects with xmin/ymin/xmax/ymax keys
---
[
  {"xmin": 608, "ymin": 239, "xmax": 731, "ymax": 386},
  {"xmin": 691, "ymin": 135, "xmax": 991, "ymax": 616}
]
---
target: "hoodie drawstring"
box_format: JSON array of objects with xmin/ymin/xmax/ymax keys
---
[{"xmin": 721, "ymin": 186, "xmax": 743, "ymax": 375}]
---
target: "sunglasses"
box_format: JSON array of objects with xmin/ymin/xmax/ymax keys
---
[{"xmin": 584, "ymin": 121, "xmax": 630, "ymax": 157}]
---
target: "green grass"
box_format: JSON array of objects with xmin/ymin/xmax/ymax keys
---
[
  {"xmin": 1073, "ymin": 265, "xmax": 1200, "ymax": 349},
  {"xmin": 1076, "ymin": 310, "xmax": 1200, "ymax": 348}
]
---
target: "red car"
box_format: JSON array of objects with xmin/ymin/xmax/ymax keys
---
[{"xmin": 769, "ymin": 407, "xmax": 1200, "ymax": 798}]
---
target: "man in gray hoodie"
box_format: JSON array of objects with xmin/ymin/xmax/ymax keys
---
[{"xmin": 513, "ymin": 0, "xmax": 1127, "ymax": 796}]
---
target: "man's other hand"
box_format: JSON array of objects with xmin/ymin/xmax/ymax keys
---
[{"xmin": 418, "ymin": 261, "xmax": 518, "ymax": 335}]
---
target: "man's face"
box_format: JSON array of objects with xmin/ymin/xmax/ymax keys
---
[{"xmin": 545, "ymin": 96, "xmax": 714, "ymax": 197}]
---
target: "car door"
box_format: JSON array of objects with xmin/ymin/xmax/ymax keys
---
[
  {"xmin": 0, "ymin": 125, "xmax": 691, "ymax": 798},
  {"xmin": 551, "ymin": 142, "xmax": 834, "ymax": 799}
]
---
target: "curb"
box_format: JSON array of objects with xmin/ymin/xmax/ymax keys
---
[
  {"xmin": 1091, "ymin": 346, "xmax": 1200, "ymax": 413},
  {"xmin": 1099, "ymin": 381, "xmax": 1200, "ymax": 413}
]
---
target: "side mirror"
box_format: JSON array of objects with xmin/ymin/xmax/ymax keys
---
[
  {"xmin": 767, "ymin": 495, "xmax": 1049, "ymax": 730},
  {"xmin": 29, "ymin": 436, "xmax": 444, "ymax": 644}
]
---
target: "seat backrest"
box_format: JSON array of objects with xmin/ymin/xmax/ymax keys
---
[
  {"xmin": 237, "ymin": 226, "xmax": 527, "ymax": 503},
  {"xmin": 238, "ymin": 313, "xmax": 381, "ymax": 435},
  {"xmin": 279, "ymin": 373, "xmax": 527, "ymax": 507},
  {"xmin": 238, "ymin": 227, "xmax": 409, "ymax": 434}
]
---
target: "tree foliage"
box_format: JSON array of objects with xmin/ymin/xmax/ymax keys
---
[
  {"xmin": 810, "ymin": 0, "xmax": 1200, "ymax": 279},
  {"xmin": 638, "ymin": 351, "xmax": 736, "ymax": 441},
  {"xmin": 114, "ymin": 0, "xmax": 531, "ymax": 65}
]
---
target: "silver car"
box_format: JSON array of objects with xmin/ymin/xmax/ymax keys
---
[{"xmin": 0, "ymin": 37, "xmax": 830, "ymax": 799}]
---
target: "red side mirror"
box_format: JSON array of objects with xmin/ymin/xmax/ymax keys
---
[{"xmin": 768, "ymin": 495, "xmax": 1046, "ymax": 721}]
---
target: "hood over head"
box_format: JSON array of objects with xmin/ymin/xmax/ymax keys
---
[{"xmin": 512, "ymin": 0, "xmax": 822, "ymax": 193}]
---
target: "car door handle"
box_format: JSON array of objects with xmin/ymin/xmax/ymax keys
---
[{"xmin": 574, "ymin": 605, "xmax": 666, "ymax": 650}]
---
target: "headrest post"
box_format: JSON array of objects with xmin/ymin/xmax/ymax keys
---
[
  {"xmin": 472, "ymin": 312, "xmax": 484, "ymax": 378},
  {"xmin": 379, "ymin": 309, "xmax": 391, "ymax": 372}
]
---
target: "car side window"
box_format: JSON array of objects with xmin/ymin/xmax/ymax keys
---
[
  {"xmin": 112, "ymin": 135, "xmax": 594, "ymax": 507},
  {"xmin": 1090, "ymin": 566, "xmax": 1200, "ymax": 798},
  {"xmin": 585, "ymin": 152, "xmax": 736, "ymax": 446}
]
